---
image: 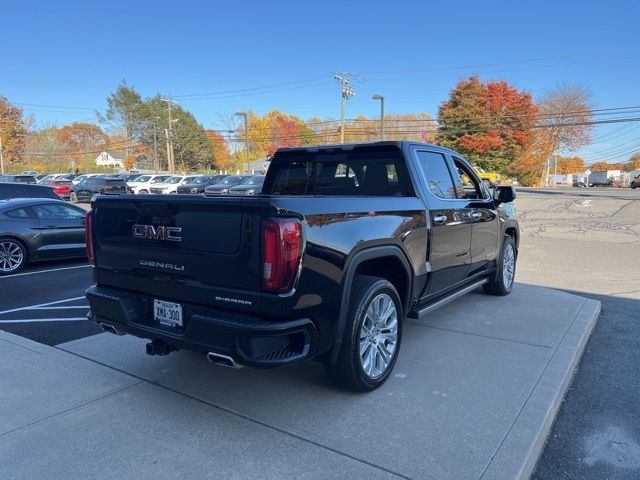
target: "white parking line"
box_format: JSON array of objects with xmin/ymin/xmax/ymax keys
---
[
  {"xmin": 0, "ymin": 264, "xmax": 90, "ymax": 279},
  {"xmin": 0, "ymin": 317, "xmax": 88, "ymax": 323},
  {"xmin": 32, "ymin": 306, "xmax": 89, "ymax": 310},
  {"xmin": 0, "ymin": 296, "xmax": 85, "ymax": 316}
]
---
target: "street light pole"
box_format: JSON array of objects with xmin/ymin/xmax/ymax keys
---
[
  {"xmin": 372, "ymin": 94, "xmax": 385, "ymax": 141},
  {"xmin": 235, "ymin": 112, "xmax": 249, "ymax": 174}
]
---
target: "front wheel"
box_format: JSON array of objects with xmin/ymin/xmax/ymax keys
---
[
  {"xmin": 0, "ymin": 238, "xmax": 27, "ymax": 275},
  {"xmin": 483, "ymin": 235, "xmax": 516, "ymax": 296},
  {"xmin": 324, "ymin": 275, "xmax": 403, "ymax": 391}
]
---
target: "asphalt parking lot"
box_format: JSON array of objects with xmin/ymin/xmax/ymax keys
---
[{"xmin": 0, "ymin": 188, "xmax": 638, "ymax": 479}]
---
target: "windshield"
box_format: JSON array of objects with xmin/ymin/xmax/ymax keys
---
[
  {"xmin": 164, "ymin": 176, "xmax": 184, "ymax": 184},
  {"xmin": 134, "ymin": 175, "xmax": 151, "ymax": 182},
  {"xmin": 221, "ymin": 176, "xmax": 241, "ymax": 185},
  {"xmin": 243, "ymin": 176, "xmax": 265, "ymax": 186},
  {"xmin": 191, "ymin": 176, "xmax": 211, "ymax": 184}
]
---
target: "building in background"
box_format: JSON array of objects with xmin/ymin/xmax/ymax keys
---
[{"xmin": 95, "ymin": 151, "xmax": 125, "ymax": 170}]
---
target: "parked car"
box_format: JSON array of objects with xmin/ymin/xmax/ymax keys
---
[
  {"xmin": 85, "ymin": 141, "xmax": 519, "ymax": 391},
  {"xmin": 0, "ymin": 174, "xmax": 37, "ymax": 184},
  {"xmin": 150, "ymin": 175, "xmax": 198, "ymax": 194},
  {"xmin": 572, "ymin": 181, "xmax": 586, "ymax": 188},
  {"xmin": 0, "ymin": 198, "xmax": 87, "ymax": 274},
  {"xmin": 20, "ymin": 170, "xmax": 39, "ymax": 176},
  {"xmin": 176, "ymin": 175, "xmax": 225, "ymax": 194},
  {"xmin": 71, "ymin": 174, "xmax": 104, "ymax": 185},
  {"xmin": 203, "ymin": 175, "xmax": 248, "ymax": 194},
  {"xmin": 0, "ymin": 183, "xmax": 61, "ymax": 200},
  {"xmin": 228, "ymin": 175, "xmax": 265, "ymax": 195},
  {"xmin": 50, "ymin": 179, "xmax": 73, "ymax": 200},
  {"xmin": 38, "ymin": 174, "xmax": 72, "ymax": 185},
  {"xmin": 127, "ymin": 174, "xmax": 171, "ymax": 194},
  {"xmin": 629, "ymin": 175, "xmax": 639, "ymax": 189},
  {"xmin": 69, "ymin": 176, "xmax": 129, "ymax": 203}
]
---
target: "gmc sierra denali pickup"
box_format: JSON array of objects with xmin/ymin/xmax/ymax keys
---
[{"xmin": 85, "ymin": 141, "xmax": 519, "ymax": 391}]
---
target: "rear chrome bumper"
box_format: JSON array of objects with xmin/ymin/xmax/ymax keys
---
[{"xmin": 85, "ymin": 285, "xmax": 318, "ymax": 367}]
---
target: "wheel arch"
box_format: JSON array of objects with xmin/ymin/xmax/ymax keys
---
[{"xmin": 330, "ymin": 246, "xmax": 413, "ymax": 364}]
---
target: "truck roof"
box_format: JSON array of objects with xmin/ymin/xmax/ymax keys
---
[{"xmin": 275, "ymin": 140, "xmax": 456, "ymax": 155}]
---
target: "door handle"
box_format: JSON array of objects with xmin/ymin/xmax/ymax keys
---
[{"xmin": 433, "ymin": 215, "xmax": 447, "ymax": 225}]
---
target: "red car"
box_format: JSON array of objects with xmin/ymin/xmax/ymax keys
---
[{"xmin": 50, "ymin": 179, "xmax": 73, "ymax": 200}]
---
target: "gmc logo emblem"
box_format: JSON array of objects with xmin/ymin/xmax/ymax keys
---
[{"xmin": 132, "ymin": 224, "xmax": 182, "ymax": 242}]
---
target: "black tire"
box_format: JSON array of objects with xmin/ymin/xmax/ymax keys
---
[
  {"xmin": 69, "ymin": 192, "xmax": 78, "ymax": 204},
  {"xmin": 0, "ymin": 237, "xmax": 28, "ymax": 275},
  {"xmin": 324, "ymin": 275, "xmax": 403, "ymax": 392},
  {"xmin": 139, "ymin": 189, "xmax": 148, "ymax": 194},
  {"xmin": 483, "ymin": 235, "xmax": 517, "ymax": 296}
]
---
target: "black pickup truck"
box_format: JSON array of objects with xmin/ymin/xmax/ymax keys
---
[{"xmin": 85, "ymin": 142, "xmax": 519, "ymax": 391}]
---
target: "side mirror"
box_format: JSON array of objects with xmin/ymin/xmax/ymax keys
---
[{"xmin": 493, "ymin": 185, "xmax": 516, "ymax": 204}]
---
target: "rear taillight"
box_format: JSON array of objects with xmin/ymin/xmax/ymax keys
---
[
  {"xmin": 85, "ymin": 210, "xmax": 95, "ymax": 265},
  {"xmin": 262, "ymin": 218, "xmax": 303, "ymax": 293}
]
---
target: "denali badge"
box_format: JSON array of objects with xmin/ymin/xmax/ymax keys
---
[
  {"xmin": 132, "ymin": 224, "xmax": 182, "ymax": 242},
  {"xmin": 140, "ymin": 260, "xmax": 185, "ymax": 271}
]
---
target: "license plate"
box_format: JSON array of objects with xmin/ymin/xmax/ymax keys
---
[{"xmin": 153, "ymin": 299, "xmax": 183, "ymax": 328}]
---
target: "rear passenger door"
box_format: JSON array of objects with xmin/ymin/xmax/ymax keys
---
[
  {"xmin": 449, "ymin": 157, "xmax": 500, "ymax": 275},
  {"xmin": 414, "ymin": 150, "xmax": 473, "ymax": 295}
]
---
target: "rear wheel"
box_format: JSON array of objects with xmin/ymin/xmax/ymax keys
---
[
  {"xmin": 139, "ymin": 189, "xmax": 148, "ymax": 194},
  {"xmin": 69, "ymin": 192, "xmax": 78, "ymax": 203},
  {"xmin": 324, "ymin": 275, "xmax": 403, "ymax": 391},
  {"xmin": 0, "ymin": 238, "xmax": 27, "ymax": 275},
  {"xmin": 483, "ymin": 235, "xmax": 516, "ymax": 296}
]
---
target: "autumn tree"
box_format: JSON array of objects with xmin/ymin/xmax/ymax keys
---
[
  {"xmin": 539, "ymin": 84, "xmax": 593, "ymax": 153},
  {"xmin": 58, "ymin": 122, "xmax": 108, "ymax": 172},
  {"xmin": 0, "ymin": 96, "xmax": 28, "ymax": 169},
  {"xmin": 588, "ymin": 161, "xmax": 624, "ymax": 172},
  {"xmin": 204, "ymin": 130, "xmax": 233, "ymax": 170},
  {"xmin": 556, "ymin": 156, "xmax": 585, "ymax": 174},
  {"xmin": 437, "ymin": 76, "xmax": 537, "ymax": 172},
  {"xmin": 507, "ymin": 129, "xmax": 555, "ymax": 186},
  {"xmin": 625, "ymin": 152, "xmax": 640, "ymax": 171}
]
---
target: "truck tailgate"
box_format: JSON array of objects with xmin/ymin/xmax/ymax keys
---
[{"xmin": 92, "ymin": 195, "xmax": 263, "ymax": 313}]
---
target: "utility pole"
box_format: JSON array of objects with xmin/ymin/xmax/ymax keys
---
[
  {"xmin": 161, "ymin": 98, "xmax": 179, "ymax": 174},
  {"xmin": 152, "ymin": 121, "xmax": 159, "ymax": 173},
  {"xmin": 372, "ymin": 94, "xmax": 385, "ymax": 141},
  {"xmin": 553, "ymin": 155, "xmax": 558, "ymax": 189},
  {"xmin": 84, "ymin": 139, "xmax": 89, "ymax": 174},
  {"xmin": 235, "ymin": 112, "xmax": 250, "ymax": 174},
  {"xmin": 335, "ymin": 73, "xmax": 356, "ymax": 143}
]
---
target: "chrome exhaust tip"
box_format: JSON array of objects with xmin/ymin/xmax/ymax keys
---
[
  {"xmin": 99, "ymin": 323, "xmax": 124, "ymax": 336},
  {"xmin": 207, "ymin": 352, "xmax": 243, "ymax": 369}
]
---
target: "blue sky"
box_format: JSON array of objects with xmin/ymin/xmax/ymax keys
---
[{"xmin": 1, "ymin": 0, "xmax": 639, "ymax": 162}]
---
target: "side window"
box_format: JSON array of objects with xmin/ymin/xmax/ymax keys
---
[
  {"xmin": 33, "ymin": 204, "xmax": 85, "ymax": 220},
  {"xmin": 5, "ymin": 207, "xmax": 33, "ymax": 219},
  {"xmin": 451, "ymin": 158, "xmax": 484, "ymax": 200},
  {"xmin": 415, "ymin": 151, "xmax": 456, "ymax": 199}
]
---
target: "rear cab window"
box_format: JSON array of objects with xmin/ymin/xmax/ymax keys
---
[{"xmin": 264, "ymin": 146, "xmax": 414, "ymax": 196}]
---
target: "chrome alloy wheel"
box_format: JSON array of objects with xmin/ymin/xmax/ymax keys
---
[
  {"xmin": 0, "ymin": 241, "xmax": 24, "ymax": 273},
  {"xmin": 502, "ymin": 243, "xmax": 515, "ymax": 289},
  {"xmin": 359, "ymin": 293, "xmax": 398, "ymax": 379}
]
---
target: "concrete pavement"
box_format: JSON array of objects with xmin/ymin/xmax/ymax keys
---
[{"xmin": 0, "ymin": 283, "xmax": 600, "ymax": 480}]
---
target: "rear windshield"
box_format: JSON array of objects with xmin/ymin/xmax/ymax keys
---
[
  {"xmin": 105, "ymin": 179, "xmax": 125, "ymax": 184},
  {"xmin": 54, "ymin": 180, "xmax": 72, "ymax": 185},
  {"xmin": 264, "ymin": 147, "xmax": 414, "ymax": 196}
]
